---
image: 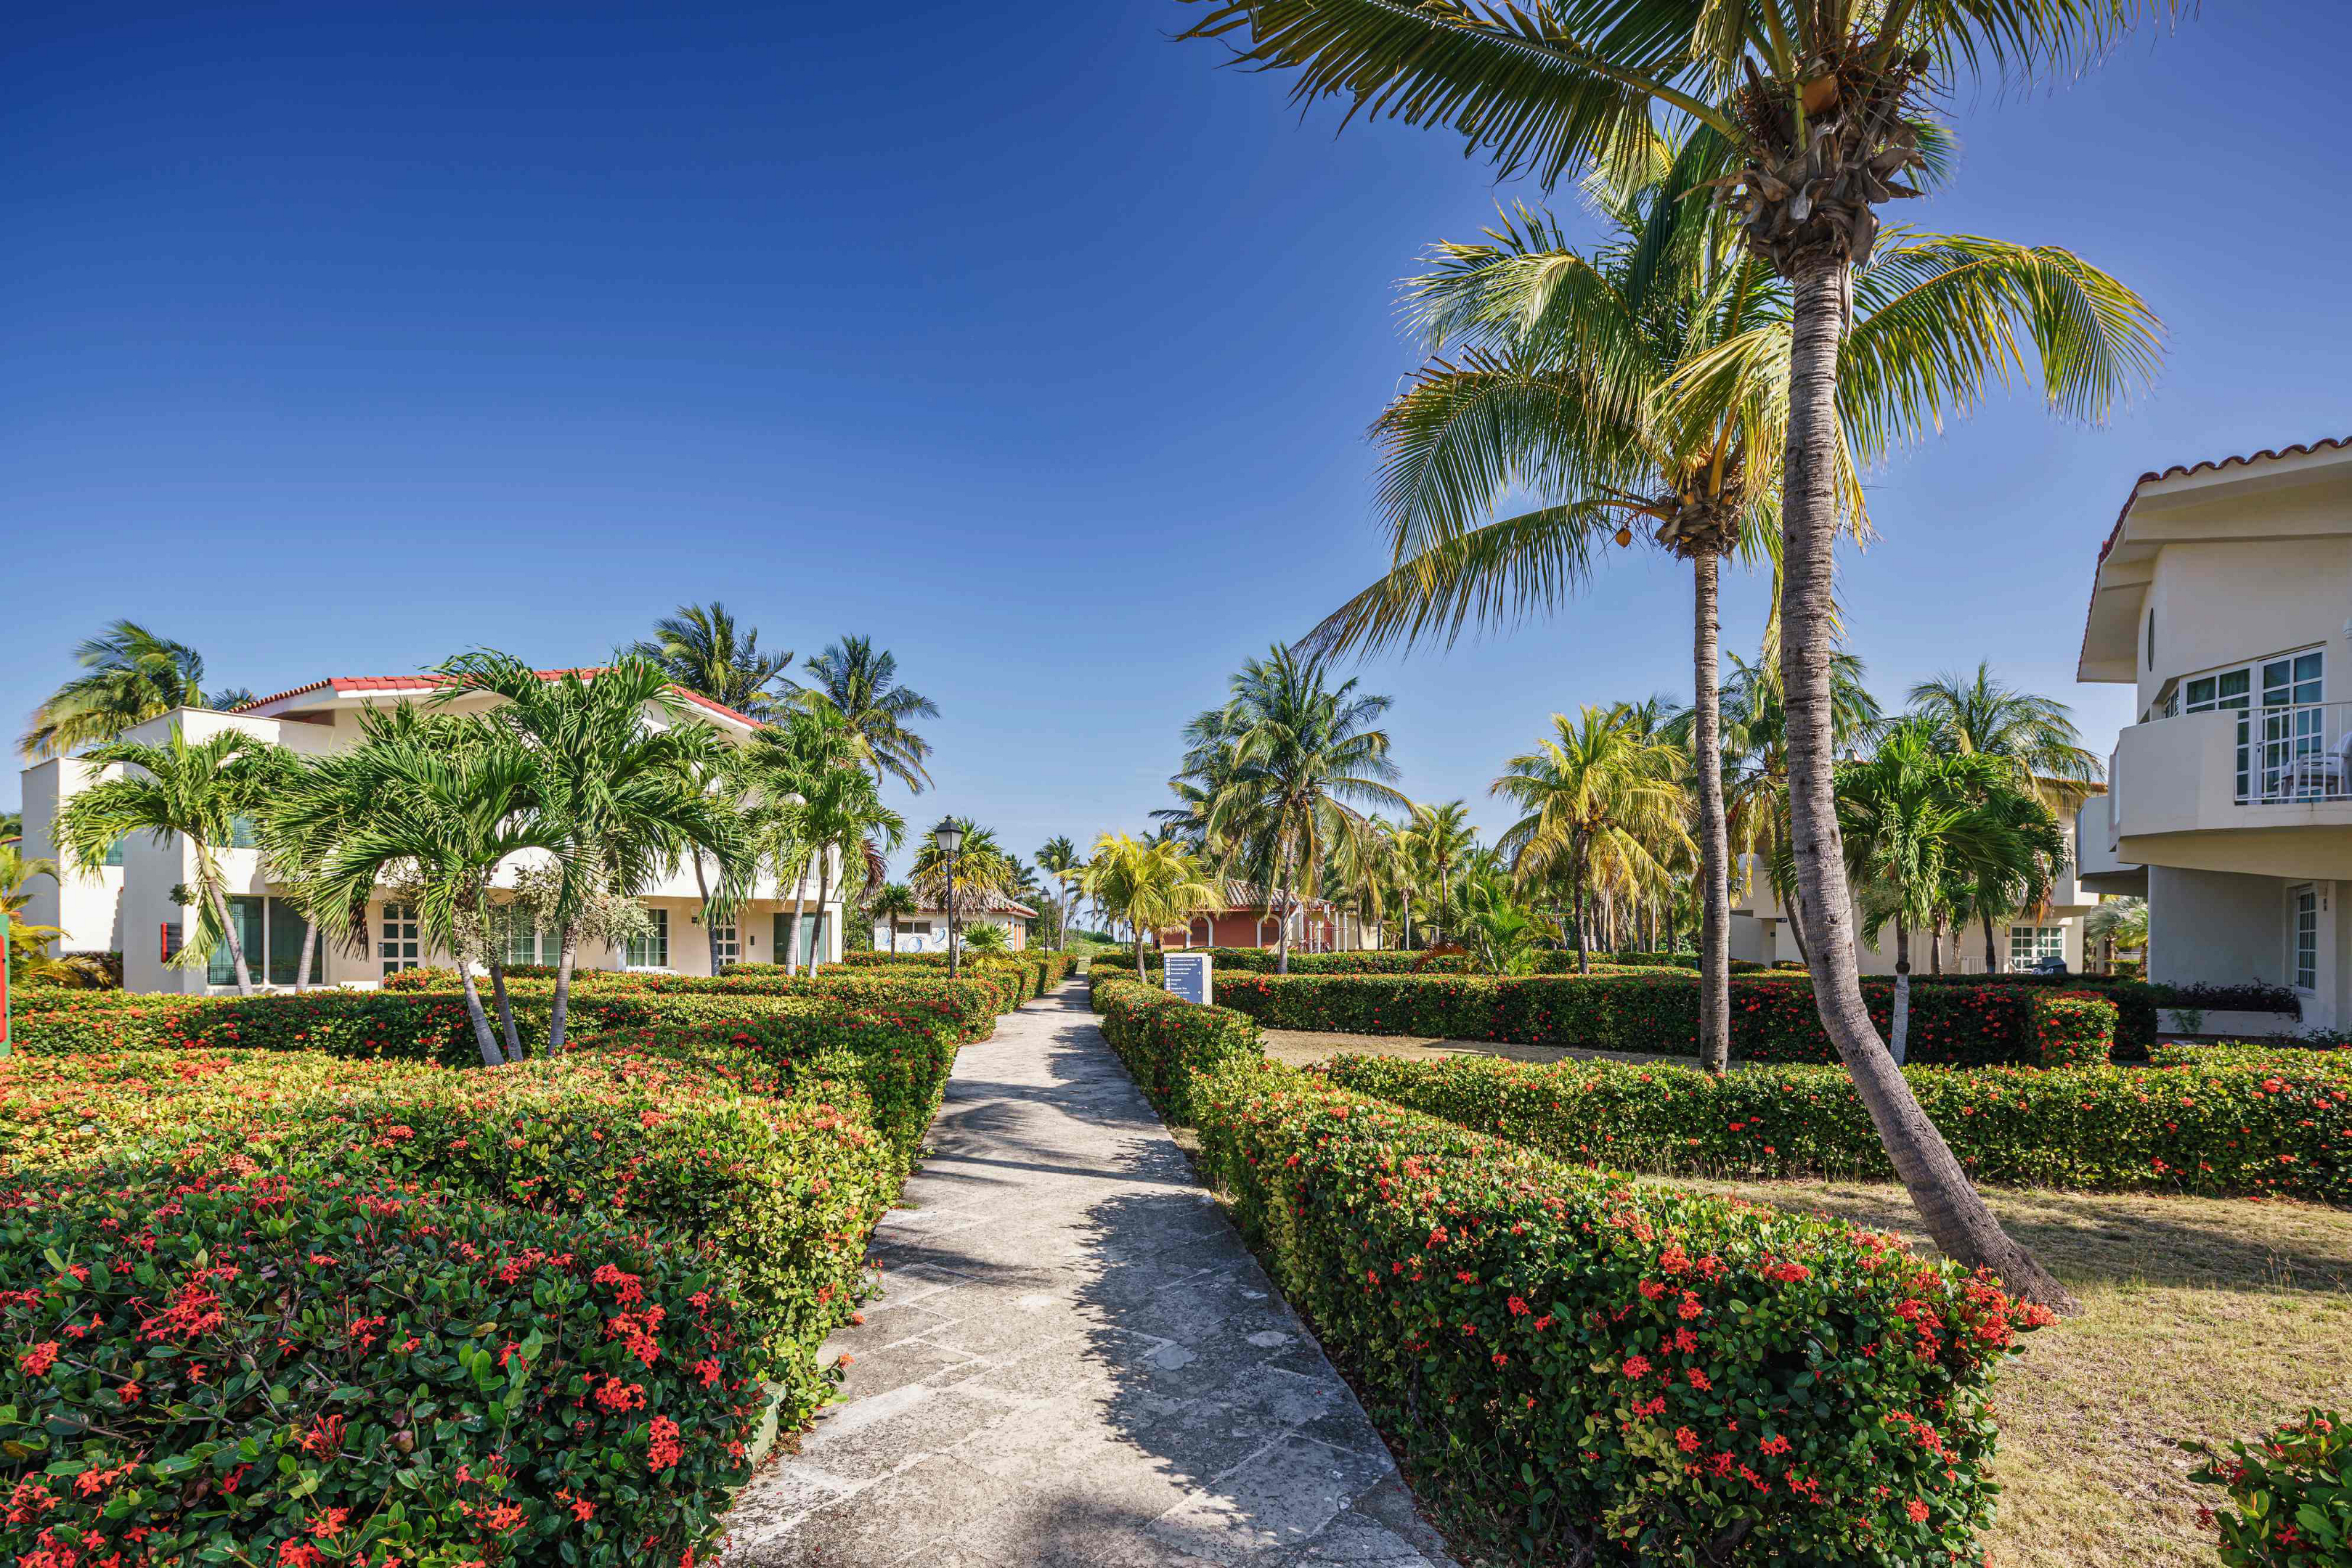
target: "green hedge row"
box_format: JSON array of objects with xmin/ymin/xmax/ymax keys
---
[
  {"xmin": 1088, "ymin": 947, "xmax": 1720, "ymax": 977},
  {"xmin": 1319, "ymin": 1049, "xmax": 2352, "ymax": 1200},
  {"xmin": 0, "ymin": 1035, "xmax": 920, "ymax": 1562},
  {"xmin": 1206, "ymin": 973, "xmax": 2120, "ymax": 1067},
  {"xmin": 1192, "ymin": 1056, "xmax": 2051, "ymax": 1564},
  {"xmin": 1089, "ymin": 976, "xmax": 1264, "ymax": 1124}
]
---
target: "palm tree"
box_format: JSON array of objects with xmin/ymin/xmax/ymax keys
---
[
  {"xmin": 2085, "ymin": 895, "xmax": 2147, "ymax": 971},
  {"xmin": 800, "ymin": 761, "xmax": 906, "ymax": 972},
  {"xmin": 1082, "ymin": 833, "xmax": 1222, "ymax": 977},
  {"xmin": 795, "ymin": 636, "xmax": 940, "ymax": 794},
  {"xmin": 909, "ymin": 818, "xmax": 1018, "ymax": 924},
  {"xmin": 1836, "ymin": 719, "xmax": 2066, "ymax": 1055},
  {"xmin": 434, "ymin": 653, "xmax": 753, "ymax": 1048},
  {"xmin": 1037, "ymin": 836, "xmax": 1085, "ymax": 952},
  {"xmin": 1182, "ymin": 0, "xmax": 2180, "ymax": 1320},
  {"xmin": 54, "ymin": 725, "xmax": 283, "ymax": 994},
  {"xmin": 1195, "ymin": 645, "xmax": 1410, "ymax": 973},
  {"xmin": 1493, "ymin": 708, "xmax": 1691, "ymax": 974},
  {"xmin": 1396, "ymin": 800, "xmax": 1479, "ymax": 947},
  {"xmin": 631, "ymin": 602, "xmax": 796, "ymax": 723},
  {"xmin": 871, "ymin": 882, "xmax": 918, "ymax": 954},
  {"xmin": 21, "ymin": 621, "xmax": 254, "ymax": 759},
  {"xmin": 738, "ymin": 703, "xmax": 857, "ymax": 976},
  {"xmin": 1908, "ymin": 662, "xmax": 2103, "ymax": 799}
]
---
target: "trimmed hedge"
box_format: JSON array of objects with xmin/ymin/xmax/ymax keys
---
[
  {"xmin": 2022, "ymin": 991, "xmax": 2119, "ymax": 1069},
  {"xmin": 1090, "ymin": 976, "xmax": 1264, "ymax": 1124},
  {"xmin": 1320, "ymin": 1050, "xmax": 2352, "ymax": 1200},
  {"xmin": 2189, "ymin": 1408, "xmax": 2351, "ymax": 1566},
  {"xmin": 1088, "ymin": 947, "xmax": 1710, "ymax": 978},
  {"xmin": 0, "ymin": 1162, "xmax": 767, "ymax": 1564},
  {"xmin": 1193, "ymin": 1057, "xmax": 2051, "ymax": 1564},
  {"xmin": 1207, "ymin": 972, "xmax": 2121, "ymax": 1068}
]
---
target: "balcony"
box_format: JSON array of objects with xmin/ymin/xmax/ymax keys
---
[{"xmin": 2109, "ymin": 706, "xmax": 2352, "ymax": 879}]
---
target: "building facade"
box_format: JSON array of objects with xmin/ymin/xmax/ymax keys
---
[
  {"xmin": 18, "ymin": 672, "xmax": 845, "ymax": 993},
  {"xmin": 1158, "ymin": 882, "xmax": 1362, "ymax": 952},
  {"xmin": 873, "ymin": 891, "xmax": 1036, "ymax": 954},
  {"xmin": 2075, "ymin": 435, "xmax": 2352, "ymax": 1031}
]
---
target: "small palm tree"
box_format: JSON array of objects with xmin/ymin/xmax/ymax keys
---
[
  {"xmin": 796, "ymin": 636, "xmax": 940, "ymax": 794},
  {"xmin": 631, "ymin": 602, "xmax": 796, "ymax": 723},
  {"xmin": 2085, "ymin": 896, "xmax": 2148, "ymax": 969},
  {"xmin": 54, "ymin": 725, "xmax": 283, "ymax": 994},
  {"xmin": 1494, "ymin": 708, "xmax": 1692, "ymax": 975},
  {"xmin": 1082, "ymin": 833, "xmax": 1221, "ymax": 977},
  {"xmin": 871, "ymin": 882, "xmax": 918, "ymax": 953},
  {"xmin": 961, "ymin": 921, "xmax": 1009, "ymax": 957},
  {"xmin": 21, "ymin": 621, "xmax": 253, "ymax": 759}
]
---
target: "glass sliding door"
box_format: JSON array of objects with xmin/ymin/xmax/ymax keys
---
[
  {"xmin": 264, "ymin": 897, "xmax": 322, "ymax": 986},
  {"xmin": 209, "ymin": 895, "xmax": 266, "ymax": 985},
  {"xmin": 2258, "ymin": 652, "xmax": 2324, "ymax": 800}
]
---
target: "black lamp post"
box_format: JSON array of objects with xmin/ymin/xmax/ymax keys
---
[{"xmin": 932, "ymin": 817, "xmax": 964, "ymax": 984}]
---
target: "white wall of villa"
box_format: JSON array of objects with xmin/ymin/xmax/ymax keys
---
[
  {"xmin": 20, "ymin": 679, "xmax": 844, "ymax": 995},
  {"xmin": 2076, "ymin": 436, "xmax": 2352, "ymax": 1031}
]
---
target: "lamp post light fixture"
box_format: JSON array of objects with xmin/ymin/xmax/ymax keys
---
[{"xmin": 931, "ymin": 818, "xmax": 964, "ymax": 983}]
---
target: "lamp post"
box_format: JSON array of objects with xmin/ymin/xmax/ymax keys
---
[{"xmin": 931, "ymin": 818, "xmax": 964, "ymax": 984}]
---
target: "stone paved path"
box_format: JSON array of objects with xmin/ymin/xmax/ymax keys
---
[{"xmin": 720, "ymin": 981, "xmax": 1457, "ymax": 1568}]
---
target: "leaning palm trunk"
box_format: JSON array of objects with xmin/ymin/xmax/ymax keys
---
[
  {"xmin": 1780, "ymin": 255, "xmax": 2071, "ymax": 1310},
  {"xmin": 204, "ymin": 877, "xmax": 256, "ymax": 996},
  {"xmin": 785, "ymin": 851, "xmax": 815, "ymax": 976},
  {"xmin": 550, "ymin": 925, "xmax": 579, "ymax": 1053},
  {"xmin": 456, "ymin": 965, "xmax": 505, "ymax": 1068},
  {"xmin": 1693, "ymin": 552, "xmax": 1733, "ymax": 1072},
  {"xmin": 1570, "ymin": 842, "xmax": 1591, "ymax": 976},
  {"xmin": 693, "ymin": 852, "xmax": 723, "ymax": 976},
  {"xmin": 489, "ymin": 962, "xmax": 523, "ymax": 1062},
  {"xmin": 292, "ymin": 921, "xmax": 317, "ymax": 994},
  {"xmin": 1890, "ymin": 918, "xmax": 1913, "ymax": 1065}
]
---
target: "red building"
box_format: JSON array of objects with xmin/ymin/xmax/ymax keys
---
[{"xmin": 1160, "ymin": 881, "xmax": 1342, "ymax": 952}]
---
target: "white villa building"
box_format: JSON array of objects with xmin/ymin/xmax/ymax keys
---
[
  {"xmin": 2075, "ymin": 434, "xmax": 2352, "ymax": 1032},
  {"xmin": 18, "ymin": 671, "xmax": 845, "ymax": 993},
  {"xmin": 874, "ymin": 889, "xmax": 1038, "ymax": 954}
]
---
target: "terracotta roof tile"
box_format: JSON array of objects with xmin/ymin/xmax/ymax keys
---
[{"xmin": 233, "ymin": 669, "xmax": 765, "ymax": 728}]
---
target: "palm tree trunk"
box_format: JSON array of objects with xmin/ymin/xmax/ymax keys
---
[
  {"xmin": 813, "ymin": 845, "xmax": 834, "ymax": 971},
  {"xmin": 1892, "ymin": 918, "xmax": 1912, "ymax": 1065},
  {"xmin": 889, "ymin": 915, "xmax": 900, "ymax": 955},
  {"xmin": 1778, "ymin": 253, "xmax": 2072, "ymax": 1310},
  {"xmin": 206, "ymin": 877, "xmax": 256, "ymax": 996},
  {"xmin": 785, "ymin": 849, "xmax": 813, "ymax": 976},
  {"xmin": 457, "ymin": 964, "xmax": 504, "ymax": 1068},
  {"xmin": 1571, "ymin": 841, "xmax": 1591, "ymax": 976},
  {"xmin": 1929, "ymin": 917, "xmax": 1945, "ymax": 976},
  {"xmin": 550, "ymin": 924, "xmax": 578, "ymax": 1053},
  {"xmin": 1275, "ymin": 848, "xmax": 1296, "ymax": 976},
  {"xmin": 489, "ymin": 961, "xmax": 522, "ymax": 1062},
  {"xmin": 693, "ymin": 852, "xmax": 722, "ymax": 976},
  {"xmin": 292, "ymin": 919, "xmax": 317, "ymax": 994},
  {"xmin": 1983, "ymin": 914, "xmax": 2001, "ymax": 974},
  {"xmin": 1693, "ymin": 552, "xmax": 1732, "ymax": 1073}
]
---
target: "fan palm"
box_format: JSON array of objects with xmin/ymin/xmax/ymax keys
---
[
  {"xmin": 1082, "ymin": 833, "xmax": 1222, "ymax": 977},
  {"xmin": 1197, "ymin": 645, "xmax": 1410, "ymax": 973},
  {"xmin": 1184, "ymin": 0, "xmax": 2180, "ymax": 1319},
  {"xmin": 54, "ymin": 725, "xmax": 285, "ymax": 994},
  {"xmin": 433, "ymin": 653, "xmax": 754, "ymax": 1047},
  {"xmin": 909, "ymin": 818, "xmax": 1019, "ymax": 921},
  {"xmin": 21, "ymin": 621, "xmax": 253, "ymax": 759},
  {"xmin": 796, "ymin": 636, "xmax": 940, "ymax": 794},
  {"xmin": 871, "ymin": 882, "xmax": 919, "ymax": 954},
  {"xmin": 630, "ymin": 602, "xmax": 796, "ymax": 724},
  {"xmin": 1494, "ymin": 708, "xmax": 1692, "ymax": 973}
]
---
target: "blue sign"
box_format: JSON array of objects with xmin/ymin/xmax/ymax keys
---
[{"xmin": 1163, "ymin": 951, "xmax": 1212, "ymax": 1007}]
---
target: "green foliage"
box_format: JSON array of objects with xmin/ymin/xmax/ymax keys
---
[
  {"xmin": 2190, "ymin": 1409, "xmax": 2352, "ymax": 1567},
  {"xmin": 1191, "ymin": 1057, "xmax": 2051, "ymax": 1565},
  {"xmin": 0, "ymin": 1163, "xmax": 768, "ymax": 1564},
  {"xmin": 1090, "ymin": 976, "xmax": 1265, "ymax": 1125},
  {"xmin": 2022, "ymin": 992, "xmax": 2117, "ymax": 1069},
  {"xmin": 1321, "ymin": 1051, "xmax": 2352, "ymax": 1200}
]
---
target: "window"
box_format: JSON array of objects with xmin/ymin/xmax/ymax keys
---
[
  {"xmin": 102, "ymin": 836, "xmax": 126, "ymax": 867},
  {"xmin": 624, "ymin": 907, "xmax": 670, "ymax": 969},
  {"xmin": 2185, "ymin": 666, "xmax": 2256, "ymax": 799},
  {"xmin": 499, "ymin": 915, "xmax": 556, "ymax": 968},
  {"xmin": 2292, "ymin": 886, "xmax": 2318, "ymax": 991},
  {"xmin": 264, "ymin": 897, "xmax": 321, "ymax": 987},
  {"xmin": 2258, "ymin": 651, "xmax": 2325, "ymax": 799},
  {"xmin": 908, "ymin": 920, "xmax": 932, "ymax": 935},
  {"xmin": 227, "ymin": 814, "xmax": 262, "ymax": 849},
  {"xmin": 380, "ymin": 902, "xmax": 423, "ymax": 975},
  {"xmin": 712, "ymin": 920, "xmax": 740, "ymax": 968},
  {"xmin": 2007, "ymin": 925, "xmax": 2065, "ymax": 971},
  {"xmin": 209, "ymin": 896, "xmax": 266, "ymax": 986}
]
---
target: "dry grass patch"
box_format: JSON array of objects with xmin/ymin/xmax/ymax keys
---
[{"xmin": 1648, "ymin": 1175, "xmax": 2352, "ymax": 1568}]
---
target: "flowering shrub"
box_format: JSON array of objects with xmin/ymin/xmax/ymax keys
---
[
  {"xmin": 1207, "ymin": 973, "xmax": 2120, "ymax": 1067},
  {"xmin": 1322, "ymin": 1050, "xmax": 2352, "ymax": 1199},
  {"xmin": 1090, "ymin": 976, "xmax": 1264, "ymax": 1124},
  {"xmin": 1192, "ymin": 1058, "xmax": 2048, "ymax": 1564},
  {"xmin": 2023, "ymin": 992, "xmax": 2119, "ymax": 1069},
  {"xmin": 0, "ymin": 1161, "xmax": 764, "ymax": 1564},
  {"xmin": 2190, "ymin": 1409, "xmax": 2351, "ymax": 1565},
  {"xmin": 1088, "ymin": 949, "xmax": 1690, "ymax": 978}
]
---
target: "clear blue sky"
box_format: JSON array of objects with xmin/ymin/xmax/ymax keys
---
[{"xmin": 9, "ymin": 4, "xmax": 2350, "ymax": 870}]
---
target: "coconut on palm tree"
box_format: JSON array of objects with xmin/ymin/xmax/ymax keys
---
[
  {"xmin": 796, "ymin": 636, "xmax": 940, "ymax": 794},
  {"xmin": 631, "ymin": 602, "xmax": 797, "ymax": 723},
  {"xmin": 21, "ymin": 621, "xmax": 254, "ymax": 759},
  {"xmin": 53, "ymin": 725, "xmax": 285, "ymax": 994},
  {"xmin": 1082, "ymin": 833, "xmax": 1221, "ymax": 977}
]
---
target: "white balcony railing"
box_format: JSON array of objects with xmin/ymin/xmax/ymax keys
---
[{"xmin": 2234, "ymin": 701, "xmax": 2352, "ymax": 804}]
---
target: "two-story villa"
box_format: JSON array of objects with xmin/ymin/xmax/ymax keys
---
[
  {"xmin": 18, "ymin": 670, "xmax": 844, "ymax": 992},
  {"xmin": 2075, "ymin": 436, "xmax": 2352, "ymax": 1030}
]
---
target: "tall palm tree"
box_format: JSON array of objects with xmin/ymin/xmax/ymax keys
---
[
  {"xmin": 1081, "ymin": 833, "xmax": 1222, "ymax": 977},
  {"xmin": 1908, "ymin": 661, "xmax": 2103, "ymax": 800},
  {"xmin": 54, "ymin": 725, "xmax": 284, "ymax": 994},
  {"xmin": 801, "ymin": 761, "xmax": 906, "ymax": 971},
  {"xmin": 738, "ymin": 703, "xmax": 858, "ymax": 976},
  {"xmin": 21, "ymin": 621, "xmax": 253, "ymax": 759},
  {"xmin": 871, "ymin": 882, "xmax": 918, "ymax": 954},
  {"xmin": 1197, "ymin": 645, "xmax": 1410, "ymax": 973},
  {"xmin": 433, "ymin": 653, "xmax": 753, "ymax": 1048},
  {"xmin": 1037, "ymin": 836, "xmax": 1085, "ymax": 952},
  {"xmin": 631, "ymin": 602, "xmax": 796, "ymax": 723},
  {"xmin": 908, "ymin": 817, "xmax": 1018, "ymax": 924},
  {"xmin": 1396, "ymin": 800, "xmax": 1479, "ymax": 947},
  {"xmin": 796, "ymin": 636, "xmax": 940, "ymax": 794},
  {"xmin": 1494, "ymin": 708, "xmax": 1691, "ymax": 974},
  {"xmin": 1182, "ymin": 0, "xmax": 2179, "ymax": 1320}
]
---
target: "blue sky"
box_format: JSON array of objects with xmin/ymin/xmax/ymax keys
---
[{"xmin": 8, "ymin": 3, "xmax": 2350, "ymax": 870}]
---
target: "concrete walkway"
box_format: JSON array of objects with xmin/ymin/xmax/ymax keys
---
[{"xmin": 720, "ymin": 981, "xmax": 1455, "ymax": 1568}]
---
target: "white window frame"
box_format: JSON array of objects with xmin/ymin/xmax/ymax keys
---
[
  {"xmin": 2178, "ymin": 647, "xmax": 2324, "ymax": 801},
  {"xmin": 712, "ymin": 918, "xmax": 740, "ymax": 968},
  {"xmin": 2007, "ymin": 924, "xmax": 2065, "ymax": 971},
  {"xmin": 380, "ymin": 902, "xmax": 423, "ymax": 975},
  {"xmin": 2291, "ymin": 885, "xmax": 2319, "ymax": 993},
  {"xmin": 624, "ymin": 907, "xmax": 671, "ymax": 971}
]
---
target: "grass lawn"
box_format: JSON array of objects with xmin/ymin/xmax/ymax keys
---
[{"xmin": 1648, "ymin": 1175, "xmax": 2352, "ymax": 1568}]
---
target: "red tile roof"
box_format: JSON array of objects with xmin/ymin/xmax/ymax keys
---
[
  {"xmin": 235, "ymin": 669, "xmax": 765, "ymax": 729},
  {"xmin": 2082, "ymin": 434, "xmax": 2352, "ymax": 671}
]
